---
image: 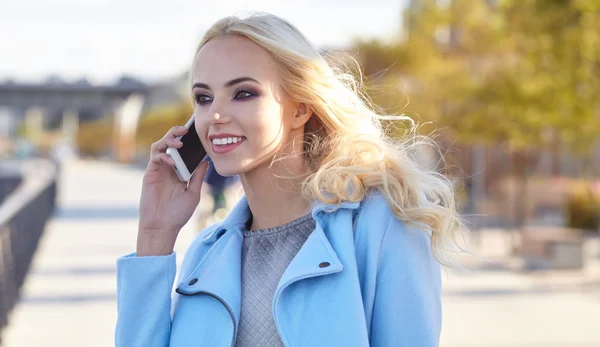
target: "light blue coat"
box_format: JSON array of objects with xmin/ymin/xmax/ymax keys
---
[{"xmin": 115, "ymin": 190, "xmax": 442, "ymax": 347}]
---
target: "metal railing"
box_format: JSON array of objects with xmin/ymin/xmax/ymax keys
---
[
  {"xmin": 0, "ymin": 176, "xmax": 21, "ymax": 206},
  {"xmin": 0, "ymin": 159, "xmax": 58, "ymax": 342}
]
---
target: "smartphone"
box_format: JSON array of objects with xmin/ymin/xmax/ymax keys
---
[{"xmin": 166, "ymin": 115, "xmax": 208, "ymax": 182}]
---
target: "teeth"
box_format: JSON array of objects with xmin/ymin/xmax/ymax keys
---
[{"xmin": 212, "ymin": 137, "xmax": 244, "ymax": 146}]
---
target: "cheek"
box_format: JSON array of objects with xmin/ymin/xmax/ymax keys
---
[{"xmin": 238, "ymin": 100, "xmax": 285, "ymax": 137}]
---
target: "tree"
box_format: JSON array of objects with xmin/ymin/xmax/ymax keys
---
[{"xmin": 355, "ymin": 0, "xmax": 600, "ymax": 212}]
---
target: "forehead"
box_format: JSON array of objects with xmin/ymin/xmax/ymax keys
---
[{"xmin": 192, "ymin": 35, "xmax": 279, "ymax": 85}]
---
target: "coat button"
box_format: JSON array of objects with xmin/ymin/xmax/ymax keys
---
[
  {"xmin": 319, "ymin": 262, "xmax": 330, "ymax": 268},
  {"xmin": 188, "ymin": 278, "xmax": 198, "ymax": 286}
]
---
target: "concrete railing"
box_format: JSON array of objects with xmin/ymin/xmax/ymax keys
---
[{"xmin": 0, "ymin": 159, "xmax": 58, "ymax": 342}]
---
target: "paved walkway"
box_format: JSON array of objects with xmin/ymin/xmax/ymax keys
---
[{"xmin": 2, "ymin": 159, "xmax": 599, "ymax": 346}]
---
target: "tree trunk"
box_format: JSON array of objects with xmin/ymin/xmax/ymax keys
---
[
  {"xmin": 551, "ymin": 131, "xmax": 562, "ymax": 177},
  {"xmin": 511, "ymin": 149, "xmax": 531, "ymax": 254}
]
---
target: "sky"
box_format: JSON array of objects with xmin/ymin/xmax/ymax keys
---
[{"xmin": 0, "ymin": 0, "xmax": 408, "ymax": 85}]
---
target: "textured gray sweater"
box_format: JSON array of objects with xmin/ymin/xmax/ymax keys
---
[{"xmin": 234, "ymin": 214, "xmax": 315, "ymax": 347}]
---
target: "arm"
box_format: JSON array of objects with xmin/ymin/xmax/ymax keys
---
[
  {"xmin": 115, "ymin": 225, "xmax": 217, "ymax": 347},
  {"xmin": 115, "ymin": 252, "xmax": 177, "ymax": 347},
  {"xmin": 370, "ymin": 216, "xmax": 442, "ymax": 347}
]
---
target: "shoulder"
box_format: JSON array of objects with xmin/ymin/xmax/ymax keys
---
[
  {"xmin": 356, "ymin": 189, "xmax": 395, "ymax": 222},
  {"xmin": 354, "ymin": 189, "xmax": 434, "ymax": 264},
  {"xmin": 354, "ymin": 189, "xmax": 398, "ymax": 240}
]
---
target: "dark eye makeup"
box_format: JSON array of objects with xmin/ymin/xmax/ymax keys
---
[{"xmin": 193, "ymin": 89, "xmax": 257, "ymax": 106}]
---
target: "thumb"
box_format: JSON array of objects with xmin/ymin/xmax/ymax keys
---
[{"xmin": 187, "ymin": 161, "xmax": 210, "ymax": 194}]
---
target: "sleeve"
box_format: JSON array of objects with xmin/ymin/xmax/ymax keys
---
[
  {"xmin": 370, "ymin": 216, "xmax": 442, "ymax": 347},
  {"xmin": 115, "ymin": 252, "xmax": 177, "ymax": 347}
]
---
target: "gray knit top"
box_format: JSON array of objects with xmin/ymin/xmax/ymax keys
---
[{"xmin": 234, "ymin": 213, "xmax": 315, "ymax": 347}]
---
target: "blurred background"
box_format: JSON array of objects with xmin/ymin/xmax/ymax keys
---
[{"xmin": 0, "ymin": 0, "xmax": 599, "ymax": 346}]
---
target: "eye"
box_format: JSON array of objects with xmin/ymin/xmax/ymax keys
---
[
  {"xmin": 234, "ymin": 90, "xmax": 256, "ymax": 100},
  {"xmin": 194, "ymin": 94, "xmax": 212, "ymax": 105}
]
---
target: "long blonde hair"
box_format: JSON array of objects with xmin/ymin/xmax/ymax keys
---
[{"xmin": 190, "ymin": 13, "xmax": 463, "ymax": 265}]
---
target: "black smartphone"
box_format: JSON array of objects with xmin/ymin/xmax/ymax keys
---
[{"xmin": 166, "ymin": 115, "xmax": 208, "ymax": 181}]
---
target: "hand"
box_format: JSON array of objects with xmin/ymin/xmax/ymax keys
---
[{"xmin": 137, "ymin": 126, "xmax": 210, "ymax": 256}]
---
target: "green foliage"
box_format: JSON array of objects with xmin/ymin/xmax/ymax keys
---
[{"xmin": 565, "ymin": 183, "xmax": 600, "ymax": 231}]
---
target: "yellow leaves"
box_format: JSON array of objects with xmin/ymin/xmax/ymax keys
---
[
  {"xmin": 135, "ymin": 103, "xmax": 192, "ymax": 148},
  {"xmin": 356, "ymin": 0, "xmax": 599, "ymax": 152}
]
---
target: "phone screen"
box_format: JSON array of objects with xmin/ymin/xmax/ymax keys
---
[{"xmin": 178, "ymin": 121, "xmax": 207, "ymax": 173}]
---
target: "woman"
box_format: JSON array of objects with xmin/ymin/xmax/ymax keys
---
[{"xmin": 116, "ymin": 13, "xmax": 461, "ymax": 347}]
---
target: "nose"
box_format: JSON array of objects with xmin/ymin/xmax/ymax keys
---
[
  {"xmin": 212, "ymin": 112, "xmax": 223, "ymax": 123},
  {"xmin": 207, "ymin": 101, "xmax": 231, "ymax": 126}
]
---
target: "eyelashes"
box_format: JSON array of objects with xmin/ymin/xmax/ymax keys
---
[
  {"xmin": 194, "ymin": 89, "xmax": 257, "ymax": 106},
  {"xmin": 194, "ymin": 94, "xmax": 211, "ymax": 105}
]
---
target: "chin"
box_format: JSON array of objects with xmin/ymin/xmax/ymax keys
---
[
  {"xmin": 211, "ymin": 156, "xmax": 268, "ymax": 177},
  {"xmin": 211, "ymin": 164, "xmax": 238, "ymax": 177},
  {"xmin": 211, "ymin": 159, "xmax": 249, "ymax": 177}
]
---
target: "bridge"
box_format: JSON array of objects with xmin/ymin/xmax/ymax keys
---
[
  {"xmin": 0, "ymin": 77, "xmax": 147, "ymax": 132},
  {"xmin": 0, "ymin": 78, "xmax": 154, "ymax": 162}
]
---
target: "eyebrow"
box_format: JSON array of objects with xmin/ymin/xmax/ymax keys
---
[{"xmin": 192, "ymin": 77, "xmax": 261, "ymax": 91}]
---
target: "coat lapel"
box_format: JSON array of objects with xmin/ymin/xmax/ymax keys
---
[
  {"xmin": 275, "ymin": 199, "xmax": 361, "ymax": 292},
  {"xmin": 175, "ymin": 197, "xmax": 252, "ymax": 344},
  {"xmin": 175, "ymin": 229, "xmax": 243, "ymax": 315},
  {"xmin": 272, "ymin": 201, "xmax": 364, "ymax": 346}
]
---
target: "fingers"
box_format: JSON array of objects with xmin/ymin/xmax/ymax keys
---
[
  {"xmin": 147, "ymin": 126, "xmax": 190, "ymax": 173},
  {"xmin": 186, "ymin": 161, "xmax": 210, "ymax": 194},
  {"xmin": 151, "ymin": 153, "xmax": 176, "ymax": 166},
  {"xmin": 150, "ymin": 126, "xmax": 189, "ymax": 156},
  {"xmin": 166, "ymin": 137, "xmax": 183, "ymax": 149}
]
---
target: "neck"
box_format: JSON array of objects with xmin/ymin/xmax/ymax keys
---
[{"xmin": 239, "ymin": 153, "xmax": 311, "ymax": 231}]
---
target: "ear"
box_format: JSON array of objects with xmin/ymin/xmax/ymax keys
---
[{"xmin": 290, "ymin": 102, "xmax": 312, "ymax": 130}]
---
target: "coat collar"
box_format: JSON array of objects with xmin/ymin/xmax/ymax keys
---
[
  {"xmin": 197, "ymin": 195, "xmax": 361, "ymax": 244},
  {"xmin": 177, "ymin": 195, "xmax": 362, "ymax": 326}
]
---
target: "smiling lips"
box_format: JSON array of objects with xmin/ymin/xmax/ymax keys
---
[{"xmin": 209, "ymin": 134, "xmax": 246, "ymax": 154}]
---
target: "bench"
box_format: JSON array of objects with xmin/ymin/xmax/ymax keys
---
[{"xmin": 520, "ymin": 227, "xmax": 585, "ymax": 270}]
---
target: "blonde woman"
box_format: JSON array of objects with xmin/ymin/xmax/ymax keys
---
[{"xmin": 116, "ymin": 13, "xmax": 460, "ymax": 347}]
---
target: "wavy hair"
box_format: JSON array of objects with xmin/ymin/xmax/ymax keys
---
[{"xmin": 189, "ymin": 13, "xmax": 463, "ymax": 265}]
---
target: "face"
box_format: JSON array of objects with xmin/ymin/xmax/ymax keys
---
[{"xmin": 192, "ymin": 35, "xmax": 308, "ymax": 177}]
